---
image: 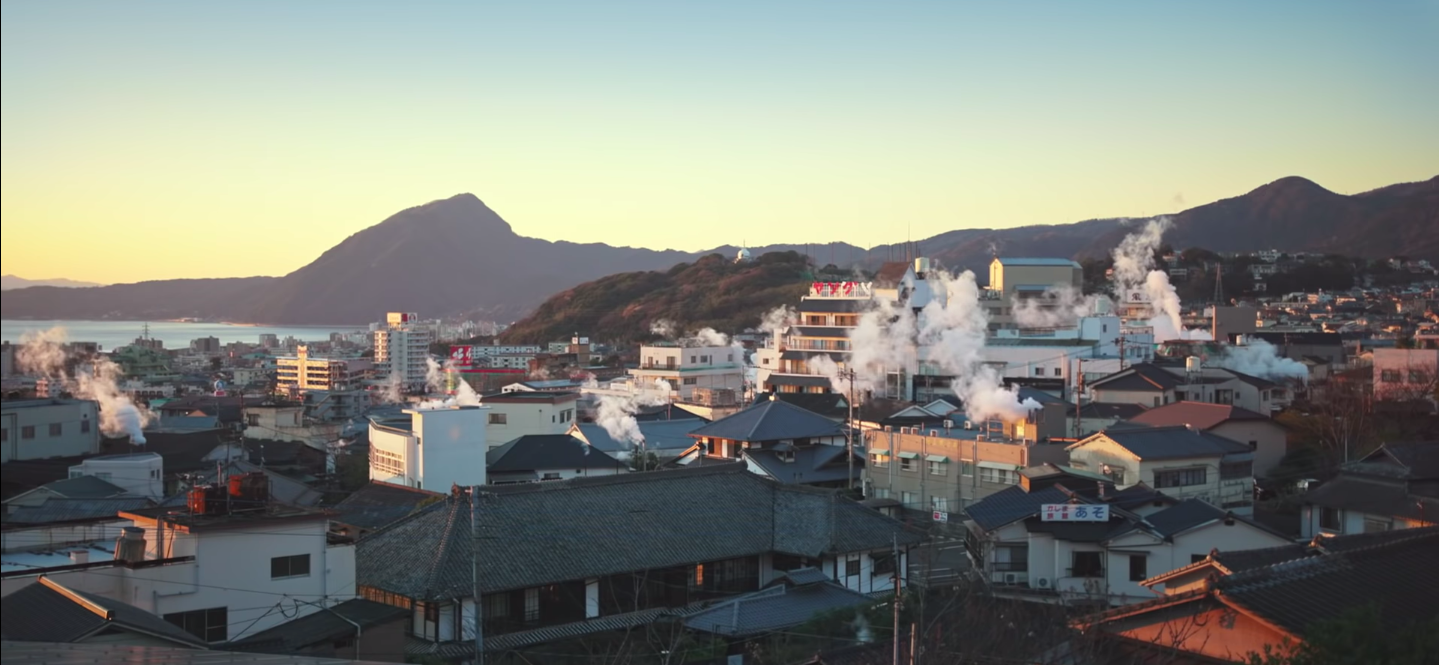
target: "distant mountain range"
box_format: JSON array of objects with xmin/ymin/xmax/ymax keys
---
[
  {"xmin": 2, "ymin": 175, "xmax": 1434, "ymax": 325},
  {"xmin": 1, "ymin": 275, "xmax": 104, "ymax": 290}
]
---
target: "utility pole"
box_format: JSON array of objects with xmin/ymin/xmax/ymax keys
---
[
  {"xmin": 844, "ymin": 367, "xmax": 858, "ymax": 491},
  {"xmin": 1073, "ymin": 359, "xmax": 1084, "ymax": 438},
  {"xmin": 1118, "ymin": 334, "xmax": 1127, "ymax": 370},
  {"xmin": 892, "ymin": 534, "xmax": 901, "ymax": 665},
  {"xmin": 471, "ymin": 486, "xmax": 485, "ymax": 665}
]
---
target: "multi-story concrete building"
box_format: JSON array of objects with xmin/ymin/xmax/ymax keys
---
[
  {"xmin": 1372, "ymin": 348, "xmax": 1439, "ymax": 403},
  {"xmin": 275, "ymin": 345, "xmax": 371, "ymax": 394},
  {"xmin": 865, "ymin": 424, "xmax": 1070, "ymax": 515},
  {"xmin": 983, "ymin": 257, "xmax": 1085, "ymax": 331},
  {"xmin": 368, "ymin": 405, "xmax": 489, "ymax": 490},
  {"xmin": 477, "ymin": 391, "xmax": 579, "ymax": 448},
  {"xmin": 1, "ymin": 398, "xmax": 102, "ymax": 462},
  {"xmin": 373, "ymin": 312, "xmax": 433, "ymax": 390},
  {"xmin": 630, "ymin": 343, "xmax": 745, "ymax": 402}
]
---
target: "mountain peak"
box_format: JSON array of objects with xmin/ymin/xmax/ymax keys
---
[
  {"xmin": 384, "ymin": 193, "xmax": 512, "ymax": 234},
  {"xmin": 1250, "ymin": 176, "xmax": 1334, "ymax": 197}
]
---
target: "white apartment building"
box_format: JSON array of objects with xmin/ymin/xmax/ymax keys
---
[
  {"xmin": 1, "ymin": 398, "xmax": 102, "ymax": 462},
  {"xmin": 477, "ymin": 391, "xmax": 579, "ymax": 447},
  {"xmin": 69, "ymin": 453, "xmax": 164, "ymax": 501},
  {"xmin": 0, "ymin": 503, "xmax": 355, "ymax": 644},
  {"xmin": 630, "ymin": 344, "xmax": 746, "ymax": 401},
  {"xmin": 369, "ymin": 405, "xmax": 489, "ymax": 490},
  {"xmin": 373, "ymin": 312, "xmax": 433, "ymax": 390}
]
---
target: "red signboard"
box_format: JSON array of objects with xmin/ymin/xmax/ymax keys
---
[{"xmin": 449, "ymin": 345, "xmax": 474, "ymax": 368}]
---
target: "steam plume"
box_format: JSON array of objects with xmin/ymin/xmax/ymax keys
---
[
  {"xmin": 1011, "ymin": 284, "xmax": 1108, "ymax": 329},
  {"xmin": 1214, "ymin": 339, "xmax": 1309, "ymax": 382},
  {"xmin": 418, "ymin": 357, "xmax": 480, "ymax": 408},
  {"xmin": 594, "ymin": 378, "xmax": 673, "ymax": 456},
  {"xmin": 759, "ymin": 305, "xmax": 798, "ymax": 343},
  {"xmin": 377, "ymin": 371, "xmax": 404, "ymax": 404},
  {"xmin": 649, "ymin": 319, "xmax": 677, "ymax": 338},
  {"xmin": 17, "ymin": 327, "xmax": 155, "ymax": 443},
  {"xmin": 1110, "ymin": 217, "xmax": 1211, "ymax": 342}
]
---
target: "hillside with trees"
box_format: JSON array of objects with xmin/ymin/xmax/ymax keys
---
[{"xmin": 497, "ymin": 252, "xmax": 824, "ymax": 344}]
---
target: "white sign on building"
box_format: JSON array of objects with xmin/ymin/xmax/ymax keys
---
[{"xmin": 1040, "ymin": 503, "xmax": 1109, "ymax": 522}]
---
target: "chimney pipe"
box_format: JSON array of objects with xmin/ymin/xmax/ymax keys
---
[{"xmin": 114, "ymin": 526, "xmax": 146, "ymax": 564}]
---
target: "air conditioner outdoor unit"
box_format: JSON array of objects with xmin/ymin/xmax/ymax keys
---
[
  {"xmin": 944, "ymin": 420, "xmax": 954, "ymax": 429},
  {"xmin": 1037, "ymin": 578, "xmax": 1050, "ymax": 588},
  {"xmin": 1005, "ymin": 573, "xmax": 1017, "ymax": 584},
  {"xmin": 929, "ymin": 430, "xmax": 939, "ymax": 437}
]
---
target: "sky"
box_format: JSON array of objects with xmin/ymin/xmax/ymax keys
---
[{"xmin": 2, "ymin": 1, "xmax": 1436, "ymax": 284}]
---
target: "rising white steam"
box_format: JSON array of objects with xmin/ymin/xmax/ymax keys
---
[
  {"xmin": 919, "ymin": 271, "xmax": 1041, "ymax": 423},
  {"xmin": 17, "ymin": 327, "xmax": 155, "ymax": 443},
  {"xmin": 810, "ymin": 269, "xmax": 1039, "ymax": 423},
  {"xmin": 377, "ymin": 371, "xmax": 404, "ymax": 404},
  {"xmin": 1110, "ymin": 217, "xmax": 1212, "ymax": 343},
  {"xmin": 759, "ymin": 305, "xmax": 798, "ymax": 344},
  {"xmin": 1011, "ymin": 284, "xmax": 1108, "ymax": 329},
  {"xmin": 417, "ymin": 357, "xmax": 480, "ymax": 408},
  {"xmin": 1214, "ymin": 340, "xmax": 1309, "ymax": 383},
  {"xmin": 649, "ymin": 319, "xmax": 677, "ymax": 338},
  {"xmin": 594, "ymin": 378, "xmax": 673, "ymax": 455}
]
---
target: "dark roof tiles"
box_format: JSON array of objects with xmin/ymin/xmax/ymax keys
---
[
  {"xmin": 1128, "ymin": 402, "xmax": 1271, "ymax": 430},
  {"xmin": 691, "ymin": 399, "xmax": 843, "ymax": 443}
]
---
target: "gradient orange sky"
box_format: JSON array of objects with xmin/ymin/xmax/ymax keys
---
[{"xmin": 3, "ymin": 1, "xmax": 1436, "ymax": 285}]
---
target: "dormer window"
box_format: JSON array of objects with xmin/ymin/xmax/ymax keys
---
[{"xmin": 779, "ymin": 450, "xmax": 796, "ymax": 463}]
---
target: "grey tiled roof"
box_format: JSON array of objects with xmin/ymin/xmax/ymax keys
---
[
  {"xmin": 486, "ymin": 434, "xmax": 623, "ymax": 472},
  {"xmin": 0, "ymin": 578, "xmax": 207, "ymax": 647},
  {"xmin": 966, "ymin": 485, "xmax": 1074, "ymax": 532},
  {"xmin": 1215, "ymin": 526, "xmax": 1439, "ymax": 636},
  {"xmin": 1141, "ymin": 499, "xmax": 1227, "ymax": 537},
  {"xmin": 574, "ymin": 419, "xmax": 706, "ymax": 455},
  {"xmin": 745, "ymin": 444, "xmax": 858, "ymax": 485},
  {"xmin": 34, "ymin": 475, "xmax": 130, "ymax": 499},
  {"xmin": 1302, "ymin": 476, "xmax": 1439, "ymax": 522},
  {"xmin": 683, "ymin": 579, "xmax": 875, "ymax": 637},
  {"xmin": 230, "ymin": 599, "xmax": 406, "ymax": 652},
  {"xmin": 1088, "ymin": 364, "xmax": 1181, "ymax": 392},
  {"xmin": 329, "ymin": 482, "xmax": 442, "ymax": 532},
  {"xmin": 1372, "ymin": 442, "xmax": 1439, "ymax": 479},
  {"xmin": 691, "ymin": 399, "xmax": 844, "ymax": 443},
  {"xmin": 1088, "ymin": 426, "xmax": 1251, "ymax": 460},
  {"xmin": 3, "ymin": 497, "xmax": 154, "ymax": 524},
  {"xmin": 357, "ymin": 465, "xmax": 920, "ymax": 600}
]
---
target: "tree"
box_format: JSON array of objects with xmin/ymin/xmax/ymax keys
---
[{"xmin": 1245, "ymin": 605, "xmax": 1439, "ymax": 665}]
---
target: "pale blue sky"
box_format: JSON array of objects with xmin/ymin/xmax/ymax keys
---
[{"xmin": 3, "ymin": 0, "xmax": 1436, "ymax": 282}]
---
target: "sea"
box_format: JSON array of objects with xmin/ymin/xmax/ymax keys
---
[{"xmin": 1, "ymin": 320, "xmax": 366, "ymax": 352}]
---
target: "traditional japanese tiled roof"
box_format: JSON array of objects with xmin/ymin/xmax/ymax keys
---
[
  {"xmin": 691, "ymin": 399, "xmax": 843, "ymax": 443},
  {"xmin": 357, "ymin": 465, "xmax": 920, "ymax": 600}
]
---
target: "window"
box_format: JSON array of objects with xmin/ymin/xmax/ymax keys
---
[
  {"xmin": 1220, "ymin": 461, "xmax": 1252, "ymax": 480},
  {"xmin": 1, "ymin": 428, "xmax": 6, "ymax": 441},
  {"xmin": 1364, "ymin": 517, "xmax": 1391, "ymax": 533},
  {"xmin": 928, "ymin": 460, "xmax": 946, "ymax": 475},
  {"xmin": 1248, "ymin": 440, "xmax": 1258, "ymax": 451},
  {"xmin": 994, "ymin": 545, "xmax": 1028, "ymax": 572},
  {"xmin": 980, "ymin": 467, "xmax": 1019, "ymax": 485},
  {"xmin": 94, "ymin": 472, "xmax": 112, "ymax": 481},
  {"xmin": 1128, "ymin": 554, "xmax": 1148, "ymax": 581},
  {"xmin": 845, "ymin": 556, "xmax": 860, "ymax": 578},
  {"xmin": 247, "ymin": 414, "xmax": 260, "ymax": 427},
  {"xmin": 1054, "ymin": 368, "xmax": 1062, "ymax": 377},
  {"xmin": 961, "ymin": 461, "xmax": 974, "ymax": 477},
  {"xmin": 164, "ymin": 607, "xmax": 227, "ymax": 642},
  {"xmin": 872, "ymin": 553, "xmax": 896, "ymax": 576},
  {"xmin": 1033, "ymin": 367, "xmax": 1044, "ymax": 377},
  {"xmin": 1408, "ymin": 370, "xmax": 1427, "ymax": 384},
  {"xmin": 871, "ymin": 488, "xmax": 891, "ymax": 500},
  {"xmin": 1153, "ymin": 396, "xmax": 1161, "ymax": 407},
  {"xmin": 931, "ymin": 496, "xmax": 948, "ymax": 513},
  {"xmin": 1071, "ymin": 551, "xmax": 1103, "ymax": 578},
  {"xmin": 900, "ymin": 457, "xmax": 916, "ymax": 472},
  {"xmin": 871, "ymin": 452, "xmax": 889, "ymax": 468},
  {"xmin": 1380, "ymin": 369, "xmax": 1401, "ymax": 382},
  {"xmin": 901, "ymin": 491, "xmax": 917, "ymax": 508},
  {"xmin": 773, "ymin": 553, "xmax": 810, "ymax": 571},
  {"xmin": 542, "ymin": 472, "xmax": 561, "ymax": 481},
  {"xmin": 682, "ymin": 377, "xmax": 697, "ymax": 385},
  {"xmin": 21, "ymin": 425, "xmax": 35, "ymax": 440},
  {"xmin": 1320, "ymin": 507, "xmax": 1341, "ymax": 531},
  {"xmin": 524, "ymin": 588, "xmax": 540, "ymax": 623},
  {"xmin": 488, "ymin": 413, "xmax": 507, "ymax": 424},
  {"xmin": 1155, "ymin": 468, "xmax": 1207, "ymax": 488},
  {"xmin": 270, "ymin": 554, "xmax": 311, "ymax": 579},
  {"xmin": 80, "ymin": 420, "xmax": 90, "ymax": 434},
  {"xmin": 49, "ymin": 423, "xmax": 62, "ymax": 436}
]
